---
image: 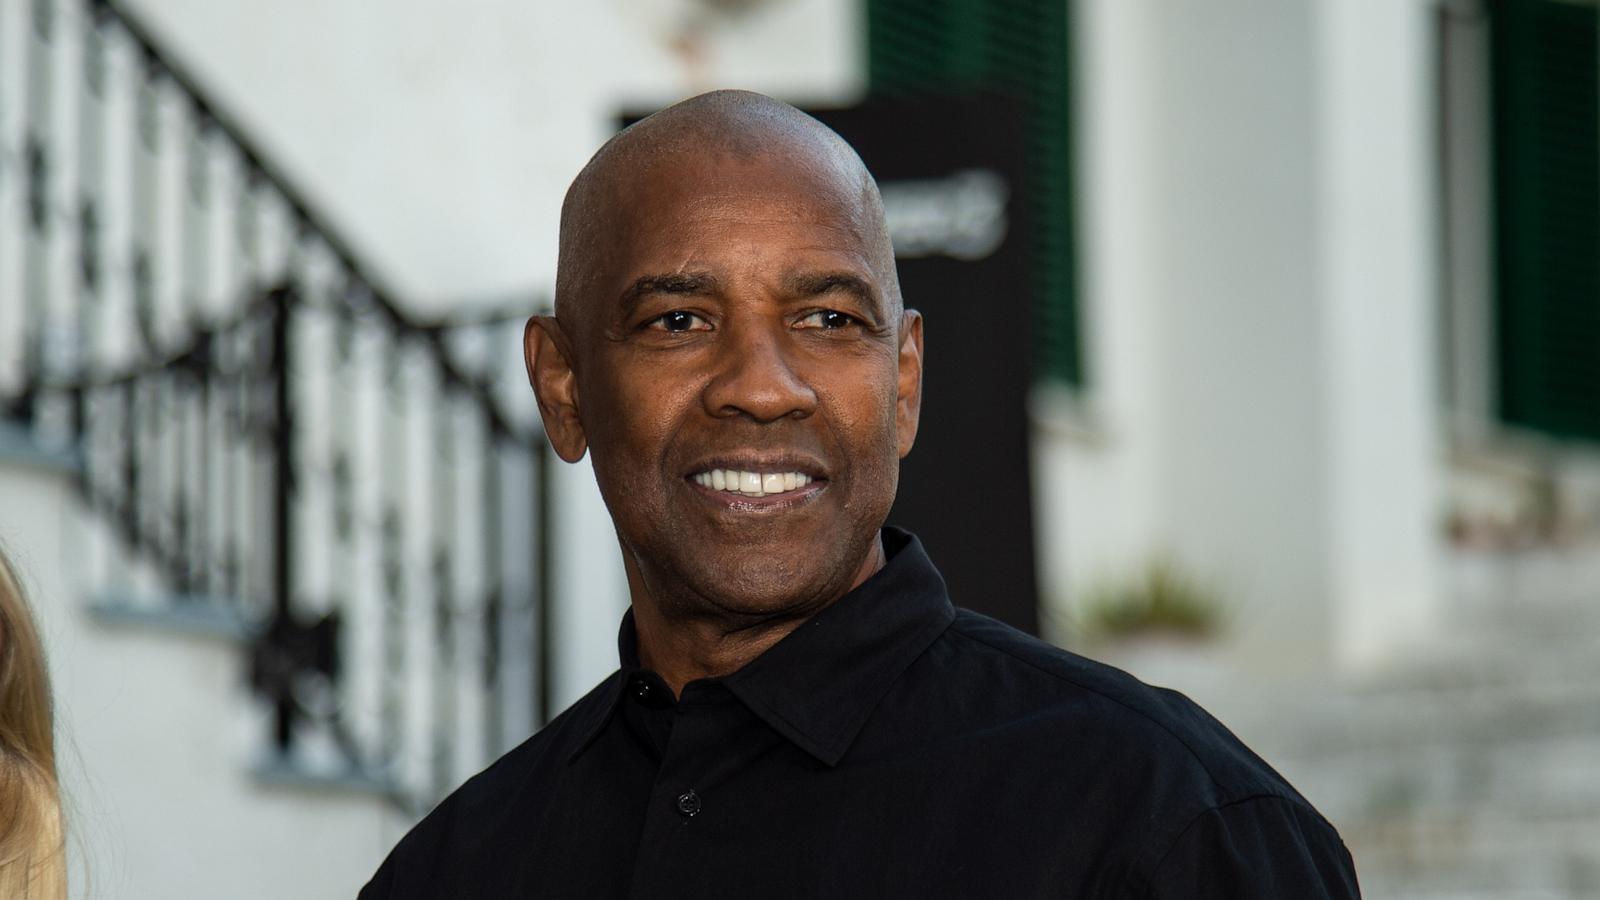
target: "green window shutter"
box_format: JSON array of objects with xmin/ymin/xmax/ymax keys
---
[
  {"xmin": 867, "ymin": 0, "xmax": 1081, "ymax": 386},
  {"xmin": 1491, "ymin": 0, "xmax": 1600, "ymax": 442}
]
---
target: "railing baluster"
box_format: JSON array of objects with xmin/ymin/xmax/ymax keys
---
[
  {"xmin": 431, "ymin": 390, "xmax": 457, "ymax": 799},
  {"xmin": 237, "ymin": 161, "xmax": 261, "ymax": 301},
  {"xmin": 178, "ymin": 115, "xmax": 210, "ymax": 593},
  {"xmin": 123, "ymin": 376, "xmax": 139, "ymax": 546},
  {"xmin": 195, "ymin": 330, "xmax": 214, "ymax": 597},
  {"xmin": 332, "ymin": 301, "xmax": 355, "ymax": 608},
  {"xmin": 127, "ymin": 48, "xmax": 164, "ymax": 558},
  {"xmin": 533, "ymin": 435, "xmax": 551, "ymax": 728},
  {"xmin": 225, "ymin": 168, "xmax": 261, "ymax": 607},
  {"xmin": 329, "ymin": 297, "xmax": 363, "ymax": 763},
  {"xmin": 482, "ymin": 429, "xmax": 503, "ymax": 757},
  {"xmin": 72, "ymin": 9, "xmax": 102, "ymax": 437},
  {"xmin": 168, "ymin": 380, "xmax": 187, "ymax": 594},
  {"xmin": 220, "ymin": 313, "xmax": 242, "ymax": 603},
  {"xmin": 182, "ymin": 111, "xmax": 211, "ymax": 321},
  {"xmin": 21, "ymin": 0, "xmax": 56, "ymax": 420},
  {"xmin": 379, "ymin": 334, "xmax": 407, "ymax": 781},
  {"xmin": 266, "ymin": 286, "xmax": 294, "ymax": 751},
  {"xmin": 129, "ymin": 48, "xmax": 159, "ymax": 353}
]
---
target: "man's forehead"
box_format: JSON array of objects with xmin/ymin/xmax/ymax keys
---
[
  {"xmin": 554, "ymin": 90, "xmax": 901, "ymax": 327},
  {"xmin": 626, "ymin": 179, "xmax": 873, "ymax": 243},
  {"xmin": 606, "ymin": 139, "xmax": 868, "ymax": 212},
  {"xmin": 592, "ymin": 147, "xmax": 877, "ymax": 265}
]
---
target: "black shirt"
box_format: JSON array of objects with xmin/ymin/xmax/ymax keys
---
[{"xmin": 360, "ymin": 529, "xmax": 1359, "ymax": 899}]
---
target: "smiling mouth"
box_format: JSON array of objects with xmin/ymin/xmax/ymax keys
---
[{"xmin": 691, "ymin": 468, "xmax": 816, "ymax": 498}]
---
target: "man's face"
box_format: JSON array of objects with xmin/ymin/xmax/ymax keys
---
[{"xmin": 549, "ymin": 148, "xmax": 922, "ymax": 622}]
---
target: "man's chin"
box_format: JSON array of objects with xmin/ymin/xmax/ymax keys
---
[
  {"xmin": 665, "ymin": 545, "xmax": 872, "ymax": 625},
  {"xmin": 694, "ymin": 573, "xmax": 844, "ymax": 623}
]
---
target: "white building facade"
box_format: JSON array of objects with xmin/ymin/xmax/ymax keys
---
[{"xmin": 1, "ymin": 0, "xmax": 1595, "ymax": 896}]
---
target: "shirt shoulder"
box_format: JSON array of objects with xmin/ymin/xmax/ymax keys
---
[
  {"xmin": 940, "ymin": 609, "xmax": 1302, "ymax": 805},
  {"xmin": 1138, "ymin": 794, "xmax": 1360, "ymax": 898},
  {"xmin": 928, "ymin": 611, "xmax": 1356, "ymax": 893},
  {"xmin": 357, "ymin": 672, "xmax": 623, "ymax": 900}
]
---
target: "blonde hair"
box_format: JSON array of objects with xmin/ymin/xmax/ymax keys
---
[{"xmin": 0, "ymin": 548, "xmax": 66, "ymax": 900}]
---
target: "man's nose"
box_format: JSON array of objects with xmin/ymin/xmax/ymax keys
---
[{"xmin": 702, "ymin": 319, "xmax": 818, "ymax": 422}]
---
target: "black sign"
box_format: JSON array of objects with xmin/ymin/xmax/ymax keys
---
[{"xmin": 811, "ymin": 96, "xmax": 1038, "ymax": 634}]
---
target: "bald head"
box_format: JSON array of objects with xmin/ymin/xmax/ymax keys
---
[{"xmin": 554, "ymin": 90, "xmax": 900, "ymax": 329}]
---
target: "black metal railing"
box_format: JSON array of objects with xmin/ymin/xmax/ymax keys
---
[{"xmin": 1, "ymin": 0, "xmax": 552, "ymax": 811}]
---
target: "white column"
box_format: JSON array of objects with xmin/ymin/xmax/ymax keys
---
[
  {"xmin": 1146, "ymin": 0, "xmax": 1333, "ymax": 673},
  {"xmin": 1313, "ymin": 0, "xmax": 1441, "ymax": 668}
]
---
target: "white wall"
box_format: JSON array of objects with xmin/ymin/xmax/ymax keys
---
[
  {"xmin": 1154, "ymin": 0, "xmax": 1330, "ymax": 671},
  {"xmin": 122, "ymin": 0, "xmax": 864, "ymax": 307},
  {"xmin": 1042, "ymin": 0, "xmax": 1440, "ymax": 672}
]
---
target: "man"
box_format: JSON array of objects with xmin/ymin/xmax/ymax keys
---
[{"xmin": 359, "ymin": 90, "xmax": 1360, "ymax": 898}]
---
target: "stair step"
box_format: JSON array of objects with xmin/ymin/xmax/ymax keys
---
[
  {"xmin": 1362, "ymin": 644, "xmax": 1600, "ymax": 695},
  {"xmin": 1448, "ymin": 547, "xmax": 1600, "ymax": 631},
  {"xmin": 0, "ymin": 421, "xmax": 79, "ymax": 473},
  {"xmin": 1246, "ymin": 678, "xmax": 1600, "ymax": 761},
  {"xmin": 88, "ymin": 591, "xmax": 258, "ymax": 641},
  {"xmin": 1347, "ymin": 812, "xmax": 1600, "ymax": 899},
  {"xmin": 1276, "ymin": 731, "xmax": 1600, "ymax": 824}
]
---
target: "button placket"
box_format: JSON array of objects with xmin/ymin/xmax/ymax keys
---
[{"xmin": 626, "ymin": 684, "xmax": 739, "ymax": 898}]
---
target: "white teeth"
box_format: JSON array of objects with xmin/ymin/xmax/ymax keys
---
[{"xmin": 694, "ymin": 469, "xmax": 816, "ymax": 498}]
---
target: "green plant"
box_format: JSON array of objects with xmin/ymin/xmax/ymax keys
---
[{"xmin": 1081, "ymin": 555, "xmax": 1223, "ymax": 640}]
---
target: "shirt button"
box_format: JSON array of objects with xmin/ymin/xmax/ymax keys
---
[
  {"xmin": 675, "ymin": 789, "xmax": 702, "ymax": 818},
  {"xmin": 632, "ymin": 679, "xmax": 654, "ymax": 703}
]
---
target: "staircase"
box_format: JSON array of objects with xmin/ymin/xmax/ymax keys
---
[
  {"xmin": 1, "ymin": 2, "xmax": 560, "ymax": 895},
  {"xmin": 1093, "ymin": 539, "xmax": 1600, "ymax": 897},
  {"xmin": 1253, "ymin": 547, "xmax": 1600, "ymax": 899}
]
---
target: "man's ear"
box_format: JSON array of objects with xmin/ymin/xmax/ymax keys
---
[
  {"xmin": 895, "ymin": 309, "xmax": 924, "ymax": 459},
  {"xmin": 524, "ymin": 315, "xmax": 588, "ymax": 463}
]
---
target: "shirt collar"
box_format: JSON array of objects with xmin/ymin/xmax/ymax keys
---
[{"xmin": 569, "ymin": 528, "xmax": 955, "ymax": 766}]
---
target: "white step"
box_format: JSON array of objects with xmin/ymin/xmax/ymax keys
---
[{"xmin": 1347, "ymin": 812, "xmax": 1600, "ymax": 900}]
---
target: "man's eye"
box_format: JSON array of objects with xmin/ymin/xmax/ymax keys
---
[
  {"xmin": 648, "ymin": 310, "xmax": 710, "ymax": 332},
  {"xmin": 797, "ymin": 310, "xmax": 857, "ymax": 330}
]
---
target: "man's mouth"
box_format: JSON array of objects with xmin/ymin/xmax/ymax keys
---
[{"xmin": 690, "ymin": 469, "xmax": 816, "ymax": 498}]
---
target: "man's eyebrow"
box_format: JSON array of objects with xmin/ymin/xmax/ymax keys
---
[
  {"xmin": 619, "ymin": 272, "xmax": 719, "ymax": 309},
  {"xmin": 785, "ymin": 272, "xmax": 881, "ymax": 311}
]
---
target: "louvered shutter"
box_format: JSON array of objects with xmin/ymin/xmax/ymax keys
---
[
  {"xmin": 866, "ymin": 0, "xmax": 1081, "ymax": 385},
  {"xmin": 1491, "ymin": 0, "xmax": 1600, "ymax": 441}
]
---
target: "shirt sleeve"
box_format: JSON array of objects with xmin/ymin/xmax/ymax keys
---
[{"xmin": 1138, "ymin": 795, "xmax": 1362, "ymax": 899}]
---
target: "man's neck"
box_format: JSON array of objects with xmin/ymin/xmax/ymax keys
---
[{"xmin": 628, "ymin": 536, "xmax": 887, "ymax": 697}]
